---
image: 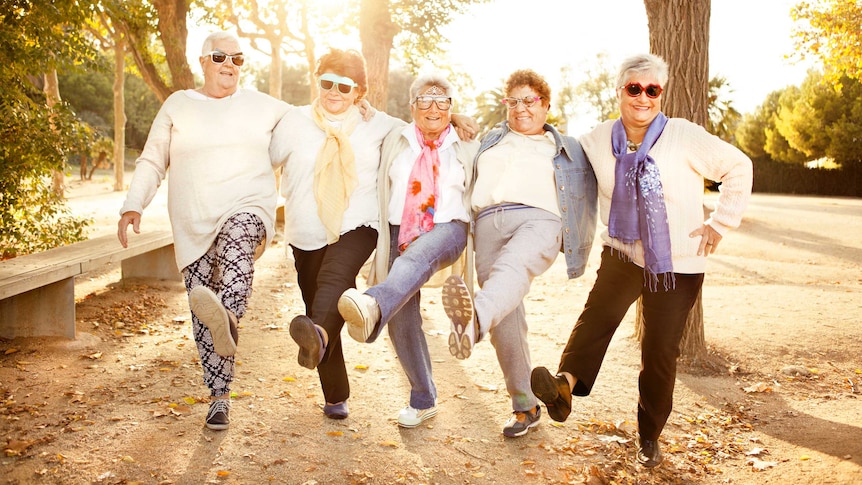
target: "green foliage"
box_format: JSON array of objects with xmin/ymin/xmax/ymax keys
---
[
  {"xmin": 392, "ymin": 0, "xmax": 490, "ymax": 71},
  {"xmin": 706, "ymin": 76, "xmax": 741, "ymax": 142},
  {"xmin": 736, "ymin": 69, "xmax": 862, "ymax": 168},
  {"xmin": 58, "ymin": 58, "xmax": 161, "ymax": 151},
  {"xmin": 0, "ymin": 0, "xmax": 97, "ymax": 257},
  {"xmin": 570, "ymin": 54, "xmax": 619, "ymax": 125},
  {"xmin": 472, "ymin": 85, "xmax": 507, "ymax": 137},
  {"xmin": 774, "ymin": 71, "xmax": 862, "ymax": 165}
]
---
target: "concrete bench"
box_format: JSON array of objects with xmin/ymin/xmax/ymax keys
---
[{"xmin": 0, "ymin": 231, "xmax": 180, "ymax": 339}]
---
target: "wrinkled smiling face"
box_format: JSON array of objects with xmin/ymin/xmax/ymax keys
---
[
  {"xmin": 618, "ymin": 74, "xmax": 662, "ymax": 131},
  {"xmin": 506, "ymin": 85, "xmax": 548, "ymax": 135},
  {"xmin": 411, "ymin": 84, "xmax": 452, "ymax": 137},
  {"xmin": 200, "ymin": 38, "xmax": 242, "ymax": 94}
]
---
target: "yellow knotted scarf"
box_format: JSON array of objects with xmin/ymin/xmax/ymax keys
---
[{"xmin": 311, "ymin": 99, "xmax": 361, "ymax": 243}]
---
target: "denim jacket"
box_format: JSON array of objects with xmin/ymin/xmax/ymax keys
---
[{"xmin": 474, "ymin": 122, "xmax": 597, "ymax": 279}]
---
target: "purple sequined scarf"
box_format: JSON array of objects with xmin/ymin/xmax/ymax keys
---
[{"xmin": 609, "ymin": 113, "xmax": 674, "ymax": 290}]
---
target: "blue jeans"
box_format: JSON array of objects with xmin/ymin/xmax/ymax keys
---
[{"xmin": 367, "ymin": 221, "xmax": 467, "ymax": 409}]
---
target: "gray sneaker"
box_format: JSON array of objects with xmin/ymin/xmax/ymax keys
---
[
  {"xmin": 502, "ymin": 405, "xmax": 541, "ymax": 438},
  {"xmin": 205, "ymin": 399, "xmax": 231, "ymax": 430}
]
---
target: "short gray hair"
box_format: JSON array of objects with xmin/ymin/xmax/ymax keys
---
[
  {"xmin": 409, "ymin": 73, "xmax": 456, "ymax": 102},
  {"xmin": 616, "ymin": 53, "xmax": 669, "ymax": 89},
  {"xmin": 201, "ymin": 32, "xmax": 240, "ymax": 55}
]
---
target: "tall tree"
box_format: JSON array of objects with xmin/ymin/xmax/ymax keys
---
[
  {"xmin": 643, "ymin": 0, "xmax": 711, "ymax": 358},
  {"xmin": 117, "ymin": 0, "xmax": 194, "ymax": 102},
  {"xmin": 644, "ymin": 0, "xmax": 711, "ymax": 126},
  {"xmin": 202, "ymin": 0, "xmax": 352, "ymax": 101},
  {"xmin": 359, "ymin": 0, "xmax": 489, "ymax": 109},
  {"xmin": 359, "ymin": 0, "xmax": 399, "ymax": 108},
  {"xmin": 88, "ymin": 3, "xmax": 129, "ymax": 191}
]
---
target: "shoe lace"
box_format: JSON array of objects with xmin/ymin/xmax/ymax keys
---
[
  {"xmin": 208, "ymin": 399, "xmax": 230, "ymax": 417},
  {"xmin": 511, "ymin": 406, "xmax": 539, "ymax": 423}
]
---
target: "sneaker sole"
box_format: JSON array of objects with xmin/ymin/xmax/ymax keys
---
[
  {"xmin": 189, "ymin": 286, "xmax": 236, "ymax": 357},
  {"xmin": 503, "ymin": 418, "xmax": 540, "ymax": 438},
  {"xmin": 338, "ymin": 290, "xmax": 373, "ymax": 343},
  {"xmin": 531, "ymin": 367, "xmax": 571, "ymax": 422},
  {"xmin": 289, "ymin": 315, "xmax": 321, "ymax": 370},
  {"xmin": 205, "ymin": 421, "xmax": 230, "ymax": 431},
  {"xmin": 442, "ymin": 275, "xmax": 474, "ymax": 360},
  {"xmin": 397, "ymin": 407, "xmax": 439, "ymax": 428}
]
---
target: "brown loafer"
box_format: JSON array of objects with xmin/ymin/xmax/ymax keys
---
[{"xmin": 530, "ymin": 366, "xmax": 572, "ymax": 422}]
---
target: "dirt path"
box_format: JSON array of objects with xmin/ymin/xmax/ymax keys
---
[{"xmin": 1, "ymin": 176, "xmax": 860, "ymax": 484}]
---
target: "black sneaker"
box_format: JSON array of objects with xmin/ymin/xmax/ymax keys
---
[{"xmin": 205, "ymin": 399, "xmax": 231, "ymax": 430}]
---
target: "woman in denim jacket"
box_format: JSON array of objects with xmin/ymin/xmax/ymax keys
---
[{"xmin": 441, "ymin": 69, "xmax": 597, "ymax": 438}]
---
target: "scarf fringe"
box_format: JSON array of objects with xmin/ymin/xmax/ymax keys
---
[{"xmin": 610, "ymin": 245, "xmax": 677, "ymax": 292}]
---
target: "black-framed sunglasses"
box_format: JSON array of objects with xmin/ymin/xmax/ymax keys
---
[
  {"xmin": 413, "ymin": 95, "xmax": 452, "ymax": 111},
  {"xmin": 623, "ymin": 83, "xmax": 663, "ymax": 98},
  {"xmin": 206, "ymin": 51, "xmax": 244, "ymax": 67},
  {"xmin": 501, "ymin": 96, "xmax": 543, "ymax": 109},
  {"xmin": 319, "ymin": 79, "xmax": 355, "ymax": 95}
]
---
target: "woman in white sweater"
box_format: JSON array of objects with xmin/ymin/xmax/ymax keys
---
[
  {"xmin": 530, "ymin": 53, "xmax": 753, "ymax": 468},
  {"xmin": 118, "ymin": 32, "xmax": 290, "ymax": 431}
]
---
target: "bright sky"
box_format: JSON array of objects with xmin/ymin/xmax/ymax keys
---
[
  {"xmin": 433, "ymin": 0, "xmax": 813, "ymax": 123},
  {"xmin": 189, "ymin": 0, "xmax": 815, "ymax": 128}
]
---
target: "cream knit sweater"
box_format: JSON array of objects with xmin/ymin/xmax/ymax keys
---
[
  {"xmin": 120, "ymin": 89, "xmax": 291, "ymax": 270},
  {"xmin": 579, "ymin": 118, "xmax": 753, "ymax": 274}
]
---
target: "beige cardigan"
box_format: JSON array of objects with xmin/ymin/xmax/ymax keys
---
[{"xmin": 369, "ymin": 123, "xmax": 479, "ymax": 286}]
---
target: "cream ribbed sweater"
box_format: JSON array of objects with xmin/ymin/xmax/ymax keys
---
[
  {"xmin": 120, "ymin": 89, "xmax": 291, "ymax": 270},
  {"xmin": 270, "ymin": 106, "xmax": 404, "ymax": 251},
  {"xmin": 579, "ymin": 118, "xmax": 753, "ymax": 274}
]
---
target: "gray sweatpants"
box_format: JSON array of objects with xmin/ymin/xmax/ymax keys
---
[{"xmin": 473, "ymin": 204, "xmax": 562, "ymax": 411}]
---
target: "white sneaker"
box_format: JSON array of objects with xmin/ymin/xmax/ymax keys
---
[
  {"xmin": 397, "ymin": 405, "xmax": 438, "ymax": 428},
  {"xmin": 338, "ymin": 288, "xmax": 380, "ymax": 343}
]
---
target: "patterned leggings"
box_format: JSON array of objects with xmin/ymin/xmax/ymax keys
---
[{"xmin": 182, "ymin": 212, "xmax": 266, "ymax": 397}]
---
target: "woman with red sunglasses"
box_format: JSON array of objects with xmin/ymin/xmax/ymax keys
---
[{"xmin": 531, "ymin": 53, "xmax": 753, "ymax": 468}]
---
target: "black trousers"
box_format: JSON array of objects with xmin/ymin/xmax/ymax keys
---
[
  {"xmin": 291, "ymin": 226, "xmax": 377, "ymax": 404},
  {"xmin": 558, "ymin": 247, "xmax": 703, "ymax": 440}
]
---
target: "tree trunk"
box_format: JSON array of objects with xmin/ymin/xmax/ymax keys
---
[
  {"xmin": 269, "ymin": 41, "xmax": 283, "ymax": 100},
  {"xmin": 359, "ymin": 0, "xmax": 399, "ymax": 109},
  {"xmin": 80, "ymin": 153, "xmax": 89, "ymax": 181},
  {"xmin": 152, "ymin": 0, "xmax": 194, "ymax": 91},
  {"xmin": 44, "ymin": 69, "xmax": 65, "ymax": 197},
  {"xmin": 113, "ymin": 35, "xmax": 127, "ymax": 192},
  {"xmin": 638, "ymin": 0, "xmax": 711, "ymax": 359},
  {"xmin": 644, "ymin": 0, "xmax": 711, "ymax": 126}
]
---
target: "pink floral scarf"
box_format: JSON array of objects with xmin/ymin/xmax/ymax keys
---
[{"xmin": 397, "ymin": 124, "xmax": 451, "ymax": 252}]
